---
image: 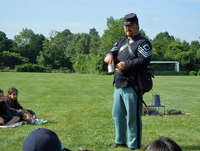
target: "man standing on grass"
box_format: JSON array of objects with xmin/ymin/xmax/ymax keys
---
[{"xmin": 104, "ymin": 13, "xmax": 152, "ymax": 150}]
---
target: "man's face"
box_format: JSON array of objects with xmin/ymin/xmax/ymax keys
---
[
  {"xmin": 0, "ymin": 93, "xmax": 4, "ymax": 102},
  {"xmin": 124, "ymin": 23, "xmax": 138, "ymax": 38},
  {"xmin": 9, "ymin": 91, "xmax": 18, "ymax": 101}
]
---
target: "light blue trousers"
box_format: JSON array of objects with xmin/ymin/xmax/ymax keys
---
[{"xmin": 112, "ymin": 87, "xmax": 143, "ymax": 149}]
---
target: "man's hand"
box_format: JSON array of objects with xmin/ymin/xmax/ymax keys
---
[
  {"xmin": 104, "ymin": 54, "xmax": 114, "ymax": 64},
  {"xmin": 116, "ymin": 61, "xmax": 126, "ymax": 71}
]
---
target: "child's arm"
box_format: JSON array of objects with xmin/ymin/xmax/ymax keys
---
[
  {"xmin": 20, "ymin": 109, "xmax": 35, "ymax": 119},
  {"xmin": 18, "ymin": 102, "xmax": 37, "ymax": 120},
  {"xmin": 22, "ymin": 113, "xmax": 32, "ymax": 123},
  {"xmin": 6, "ymin": 101, "xmax": 24, "ymax": 117},
  {"xmin": 5, "ymin": 116, "xmax": 20, "ymax": 125},
  {"xmin": 0, "ymin": 117, "xmax": 4, "ymax": 125}
]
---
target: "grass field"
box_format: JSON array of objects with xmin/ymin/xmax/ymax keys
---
[{"xmin": 0, "ymin": 72, "xmax": 200, "ymax": 151}]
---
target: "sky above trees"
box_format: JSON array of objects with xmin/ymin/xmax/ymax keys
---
[{"xmin": 1, "ymin": 0, "xmax": 200, "ymax": 43}]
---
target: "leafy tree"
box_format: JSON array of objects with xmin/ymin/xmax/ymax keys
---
[
  {"xmin": 73, "ymin": 52, "xmax": 107, "ymax": 74},
  {"xmin": 99, "ymin": 17, "xmax": 125, "ymax": 54},
  {"xmin": 0, "ymin": 61, "xmax": 5, "ymax": 71},
  {"xmin": 0, "ymin": 51, "xmax": 29, "ymax": 69},
  {"xmin": 37, "ymin": 29, "xmax": 73, "ymax": 69},
  {"xmin": 152, "ymin": 31, "xmax": 175, "ymax": 61},
  {"xmin": 92, "ymin": 52, "xmax": 108, "ymax": 74},
  {"xmin": 2, "ymin": 16, "xmax": 200, "ymax": 74},
  {"xmin": 28, "ymin": 34, "xmax": 45, "ymax": 63},
  {"xmin": 153, "ymin": 31, "xmax": 175, "ymax": 42},
  {"xmin": 76, "ymin": 33, "xmax": 90, "ymax": 54},
  {"xmin": 139, "ymin": 29, "xmax": 151, "ymax": 41},
  {"xmin": 189, "ymin": 40, "xmax": 200, "ymax": 71},
  {"xmin": 37, "ymin": 39, "xmax": 66, "ymax": 69},
  {"xmin": 65, "ymin": 33, "xmax": 90, "ymax": 64},
  {"xmin": 164, "ymin": 40, "xmax": 191, "ymax": 71},
  {"xmin": 0, "ymin": 31, "xmax": 29, "ymax": 69},
  {"xmin": 165, "ymin": 41, "xmax": 186, "ymax": 56},
  {"xmin": 89, "ymin": 28, "xmax": 101, "ymax": 55},
  {"xmin": 73, "ymin": 54, "xmax": 89, "ymax": 73},
  {"xmin": 171, "ymin": 40, "xmax": 200, "ymax": 72},
  {"xmin": 89, "ymin": 28, "xmax": 99, "ymax": 37},
  {"xmin": 13, "ymin": 28, "xmax": 45, "ymax": 64},
  {"xmin": 89, "ymin": 36, "xmax": 101, "ymax": 56},
  {"xmin": 15, "ymin": 63, "xmax": 46, "ymax": 72},
  {"xmin": 53, "ymin": 29, "xmax": 73, "ymax": 48},
  {"xmin": 37, "ymin": 39, "xmax": 55, "ymax": 67},
  {"xmin": 14, "ymin": 28, "xmax": 35, "ymax": 45},
  {"xmin": 0, "ymin": 31, "xmax": 13, "ymax": 52},
  {"xmin": 68, "ymin": 28, "xmax": 102, "ymax": 73}
]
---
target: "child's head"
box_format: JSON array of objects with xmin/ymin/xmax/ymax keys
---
[
  {"xmin": 144, "ymin": 136, "xmax": 182, "ymax": 151},
  {"xmin": 0, "ymin": 89, "xmax": 4, "ymax": 102},
  {"xmin": 8, "ymin": 87, "xmax": 18, "ymax": 101},
  {"xmin": 23, "ymin": 128, "xmax": 71, "ymax": 151}
]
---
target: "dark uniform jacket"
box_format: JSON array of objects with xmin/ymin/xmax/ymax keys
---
[
  {"xmin": 0, "ymin": 100, "xmax": 23, "ymax": 124},
  {"xmin": 106, "ymin": 33, "xmax": 152, "ymax": 88},
  {"xmin": 4, "ymin": 97, "xmax": 35, "ymax": 115}
]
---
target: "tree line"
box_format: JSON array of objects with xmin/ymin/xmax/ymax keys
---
[{"xmin": 0, "ymin": 16, "xmax": 200, "ymax": 75}]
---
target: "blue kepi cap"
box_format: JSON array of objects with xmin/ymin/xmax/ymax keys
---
[
  {"xmin": 23, "ymin": 128, "xmax": 61, "ymax": 151},
  {"xmin": 123, "ymin": 13, "xmax": 138, "ymax": 25}
]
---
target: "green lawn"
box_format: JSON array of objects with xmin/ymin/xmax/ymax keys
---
[{"xmin": 0, "ymin": 72, "xmax": 199, "ymax": 151}]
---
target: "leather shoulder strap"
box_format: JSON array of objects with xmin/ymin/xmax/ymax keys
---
[
  {"xmin": 119, "ymin": 38, "xmax": 134, "ymax": 54},
  {"xmin": 127, "ymin": 38, "xmax": 135, "ymax": 59}
]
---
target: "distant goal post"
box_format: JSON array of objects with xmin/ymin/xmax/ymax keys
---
[{"xmin": 150, "ymin": 61, "xmax": 179, "ymax": 72}]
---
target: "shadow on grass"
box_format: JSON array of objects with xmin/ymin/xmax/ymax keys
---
[
  {"xmin": 143, "ymin": 108, "xmax": 191, "ymax": 116},
  {"xmin": 44, "ymin": 120, "xmax": 58, "ymax": 123},
  {"xmin": 181, "ymin": 145, "xmax": 200, "ymax": 150}
]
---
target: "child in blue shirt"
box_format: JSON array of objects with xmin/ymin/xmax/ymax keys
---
[{"xmin": 0, "ymin": 89, "xmax": 21, "ymax": 125}]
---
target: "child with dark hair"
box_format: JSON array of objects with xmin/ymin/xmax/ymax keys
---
[
  {"xmin": 144, "ymin": 136, "xmax": 182, "ymax": 151},
  {"xmin": 0, "ymin": 89, "xmax": 21, "ymax": 125},
  {"xmin": 5, "ymin": 87, "xmax": 38, "ymax": 123},
  {"xmin": 23, "ymin": 128, "xmax": 71, "ymax": 151}
]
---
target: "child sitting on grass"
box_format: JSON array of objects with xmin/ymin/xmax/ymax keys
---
[
  {"xmin": 5, "ymin": 87, "xmax": 38, "ymax": 123},
  {"xmin": 0, "ymin": 89, "xmax": 21, "ymax": 125}
]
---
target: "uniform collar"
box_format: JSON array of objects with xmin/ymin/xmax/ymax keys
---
[{"xmin": 127, "ymin": 32, "xmax": 141, "ymax": 41}]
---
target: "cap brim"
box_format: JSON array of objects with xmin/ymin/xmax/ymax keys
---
[
  {"xmin": 122, "ymin": 21, "xmax": 137, "ymax": 26},
  {"xmin": 63, "ymin": 148, "xmax": 72, "ymax": 151}
]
